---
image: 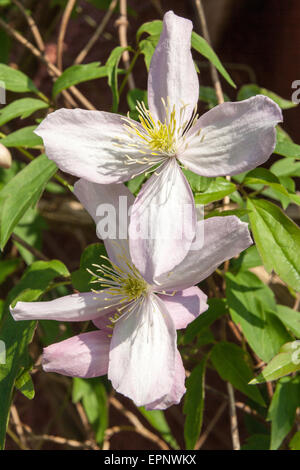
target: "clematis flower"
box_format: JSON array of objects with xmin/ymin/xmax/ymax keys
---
[
  {"xmin": 34, "ymin": 11, "xmax": 281, "ymax": 281},
  {"xmin": 10, "ymin": 181, "xmax": 252, "ymax": 409}
]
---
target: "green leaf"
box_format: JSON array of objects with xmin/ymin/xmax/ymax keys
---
[
  {"xmin": 138, "ymin": 408, "xmax": 179, "ymax": 450},
  {"xmin": 0, "ymin": 260, "xmax": 70, "ymax": 449},
  {"xmin": 250, "ymin": 341, "xmax": 300, "ymax": 384},
  {"xmin": 0, "ymin": 154, "xmax": 57, "ymax": 249},
  {"xmin": 136, "ymin": 20, "xmax": 162, "ymax": 42},
  {"xmin": 274, "ymin": 129, "xmax": 300, "ymax": 159},
  {"xmin": 0, "ymin": 64, "xmax": 38, "ymax": 93},
  {"xmin": 243, "ymin": 168, "xmax": 289, "ymax": 197},
  {"xmin": 247, "ymin": 198, "xmax": 300, "ymax": 291},
  {"xmin": 183, "ymin": 358, "xmax": 207, "ymax": 450},
  {"xmin": 0, "ymin": 126, "xmax": 43, "ymax": 148},
  {"xmin": 194, "ymin": 177, "xmax": 236, "ymax": 204},
  {"xmin": 127, "ymin": 88, "xmax": 147, "ymax": 111},
  {"xmin": 106, "ymin": 46, "xmax": 129, "ymax": 112},
  {"xmin": 267, "ymin": 376, "xmax": 300, "ymax": 450},
  {"xmin": 15, "ymin": 369, "xmax": 35, "ymax": 400},
  {"xmin": 272, "ymin": 305, "xmax": 300, "ymax": 338},
  {"xmin": 0, "ymin": 259, "xmax": 20, "ymax": 284},
  {"xmin": 139, "ymin": 36, "xmax": 159, "ymax": 71},
  {"xmin": 211, "ymin": 341, "xmax": 265, "ymax": 406},
  {"xmin": 205, "ymin": 208, "xmax": 251, "ymax": 220},
  {"xmin": 271, "ymin": 158, "xmax": 300, "ymax": 177},
  {"xmin": 226, "ymin": 271, "xmax": 291, "ymax": 362},
  {"xmin": 191, "ymin": 32, "xmax": 236, "ymax": 88},
  {"xmin": 0, "ymin": 98, "xmax": 48, "ymax": 126},
  {"xmin": 52, "ymin": 62, "xmax": 108, "ymax": 98},
  {"xmin": 230, "ymin": 245, "xmax": 262, "ymax": 273},
  {"xmin": 71, "ymin": 243, "xmax": 107, "ymax": 292},
  {"xmin": 241, "ymin": 434, "xmax": 270, "ymax": 450},
  {"xmin": 183, "ymin": 298, "xmax": 227, "ymax": 344},
  {"xmin": 237, "ymin": 84, "xmax": 297, "ymax": 109},
  {"xmin": 13, "ymin": 207, "xmax": 47, "ymax": 265},
  {"xmin": 289, "ymin": 431, "xmax": 300, "ymax": 450},
  {"xmin": 181, "ymin": 169, "xmax": 210, "ymax": 193},
  {"xmin": 72, "ymin": 377, "xmax": 108, "ymax": 444}
]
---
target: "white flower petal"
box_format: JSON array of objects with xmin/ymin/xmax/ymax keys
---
[{"xmin": 108, "ymin": 294, "xmax": 176, "ymax": 406}]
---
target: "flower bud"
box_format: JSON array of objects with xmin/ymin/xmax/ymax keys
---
[{"xmin": 0, "ymin": 143, "xmax": 12, "ymax": 169}]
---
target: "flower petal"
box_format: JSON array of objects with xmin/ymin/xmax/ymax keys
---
[
  {"xmin": 155, "ymin": 216, "xmax": 252, "ymax": 290},
  {"xmin": 158, "ymin": 286, "xmax": 208, "ymax": 329},
  {"xmin": 179, "ymin": 96, "xmax": 282, "ymax": 176},
  {"xmin": 108, "ymin": 294, "xmax": 176, "ymax": 407},
  {"xmin": 10, "ymin": 290, "xmax": 123, "ymax": 322},
  {"xmin": 145, "ymin": 350, "xmax": 186, "ymax": 410},
  {"xmin": 74, "ymin": 178, "xmax": 134, "ymax": 271},
  {"xmin": 42, "ymin": 331, "xmax": 110, "ymax": 378},
  {"xmin": 35, "ymin": 108, "xmax": 157, "ymax": 184},
  {"xmin": 129, "ymin": 159, "xmax": 196, "ymax": 284},
  {"xmin": 148, "ymin": 11, "xmax": 199, "ymax": 126}
]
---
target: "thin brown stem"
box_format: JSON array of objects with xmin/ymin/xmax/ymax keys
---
[
  {"xmin": 12, "ymin": 0, "xmax": 45, "ymax": 52},
  {"xmin": 195, "ymin": 401, "xmax": 227, "ymax": 449},
  {"xmin": 57, "ymin": 0, "xmax": 76, "ymax": 71},
  {"xmin": 11, "ymin": 233, "xmax": 49, "ymax": 261},
  {"xmin": 110, "ymin": 396, "xmax": 169, "ymax": 450},
  {"xmin": 75, "ymin": 0, "xmax": 118, "ymax": 64},
  {"xmin": 227, "ymin": 382, "xmax": 240, "ymax": 450},
  {"xmin": 0, "ymin": 17, "xmax": 95, "ymax": 109},
  {"xmin": 116, "ymin": 0, "xmax": 135, "ymax": 90}
]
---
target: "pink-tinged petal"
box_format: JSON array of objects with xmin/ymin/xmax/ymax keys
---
[
  {"xmin": 145, "ymin": 350, "xmax": 186, "ymax": 410},
  {"xmin": 74, "ymin": 179, "xmax": 134, "ymax": 271},
  {"xmin": 129, "ymin": 159, "xmax": 196, "ymax": 284},
  {"xmin": 10, "ymin": 290, "xmax": 123, "ymax": 322},
  {"xmin": 148, "ymin": 11, "xmax": 199, "ymax": 126},
  {"xmin": 108, "ymin": 294, "xmax": 176, "ymax": 407},
  {"xmin": 42, "ymin": 331, "xmax": 110, "ymax": 378},
  {"xmin": 155, "ymin": 216, "xmax": 253, "ymax": 290},
  {"xmin": 35, "ymin": 108, "xmax": 157, "ymax": 184},
  {"xmin": 179, "ymin": 96, "xmax": 282, "ymax": 176},
  {"xmin": 158, "ymin": 286, "xmax": 208, "ymax": 329}
]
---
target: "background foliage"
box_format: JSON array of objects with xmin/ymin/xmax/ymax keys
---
[{"xmin": 0, "ymin": 0, "xmax": 299, "ymax": 450}]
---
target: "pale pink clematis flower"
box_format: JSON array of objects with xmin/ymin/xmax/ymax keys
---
[
  {"xmin": 10, "ymin": 181, "xmax": 252, "ymax": 409},
  {"xmin": 34, "ymin": 10, "xmax": 281, "ymax": 281}
]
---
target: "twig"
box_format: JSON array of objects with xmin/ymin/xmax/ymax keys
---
[
  {"xmin": 226, "ymin": 382, "xmax": 240, "ymax": 450},
  {"xmin": 12, "ymin": 0, "xmax": 45, "ymax": 52},
  {"xmin": 195, "ymin": 401, "xmax": 227, "ymax": 449},
  {"xmin": 57, "ymin": 0, "xmax": 76, "ymax": 71},
  {"xmin": 23, "ymin": 424, "xmax": 99, "ymax": 450},
  {"xmin": 115, "ymin": 0, "xmax": 135, "ymax": 90},
  {"xmin": 74, "ymin": 0, "xmax": 118, "ymax": 64},
  {"xmin": 0, "ymin": 17, "xmax": 95, "ymax": 110},
  {"xmin": 6, "ymin": 427, "xmax": 29, "ymax": 450},
  {"xmin": 102, "ymin": 425, "xmax": 135, "ymax": 450},
  {"xmin": 110, "ymin": 396, "xmax": 169, "ymax": 450},
  {"xmin": 293, "ymin": 293, "xmax": 300, "ymax": 311},
  {"xmin": 10, "ymin": 405, "xmax": 28, "ymax": 449},
  {"xmin": 11, "ymin": 233, "xmax": 49, "ymax": 261}
]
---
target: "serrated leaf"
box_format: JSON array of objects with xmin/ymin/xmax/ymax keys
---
[
  {"xmin": 237, "ymin": 84, "xmax": 297, "ymax": 109},
  {"xmin": 226, "ymin": 271, "xmax": 291, "ymax": 362},
  {"xmin": 211, "ymin": 341, "xmax": 265, "ymax": 406},
  {"xmin": 191, "ymin": 32, "xmax": 236, "ymax": 88},
  {"xmin": 183, "ymin": 358, "xmax": 207, "ymax": 450},
  {"xmin": 0, "ymin": 126, "xmax": 43, "ymax": 148},
  {"xmin": 247, "ymin": 198, "xmax": 300, "ymax": 291},
  {"xmin": 0, "ymin": 154, "xmax": 57, "ymax": 249},
  {"xmin": 0, "ymin": 259, "xmax": 70, "ymax": 449},
  {"xmin": 0, "ymin": 98, "xmax": 48, "ymax": 126},
  {"xmin": 138, "ymin": 407, "xmax": 179, "ymax": 450},
  {"xmin": 52, "ymin": 62, "xmax": 107, "ymax": 98},
  {"xmin": 267, "ymin": 376, "xmax": 300, "ymax": 450},
  {"xmin": 0, "ymin": 64, "xmax": 38, "ymax": 93}
]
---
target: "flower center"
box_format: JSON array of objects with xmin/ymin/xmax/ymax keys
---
[
  {"xmin": 123, "ymin": 99, "xmax": 198, "ymax": 158},
  {"xmin": 89, "ymin": 254, "xmax": 148, "ymax": 304}
]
